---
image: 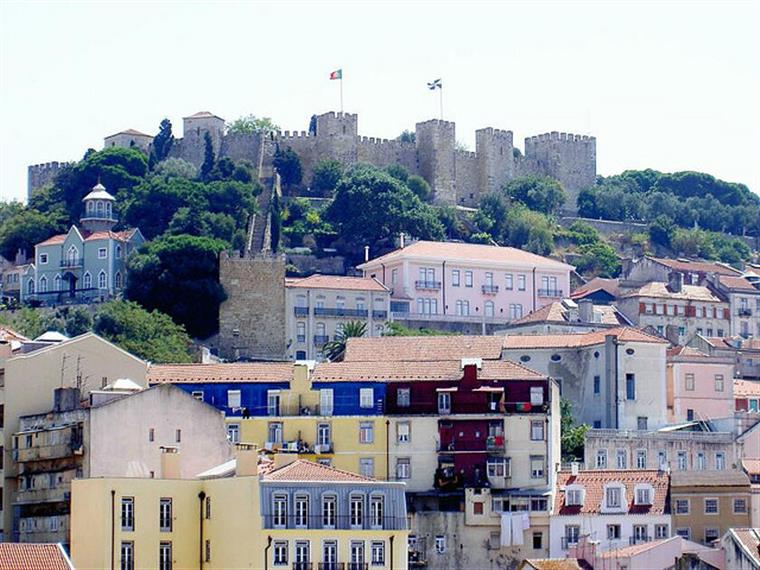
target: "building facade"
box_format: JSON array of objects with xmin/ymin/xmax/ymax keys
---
[
  {"xmin": 721, "ymin": 528, "xmax": 760, "ymax": 570},
  {"xmin": 711, "ymin": 273, "xmax": 760, "ymax": 339}
]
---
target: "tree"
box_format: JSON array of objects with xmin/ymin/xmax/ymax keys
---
[
  {"xmin": 436, "ymin": 206, "xmax": 469, "ymax": 241},
  {"xmin": 93, "ymin": 301, "xmax": 192, "ymax": 363},
  {"xmin": 383, "ymin": 321, "xmax": 456, "ymax": 336},
  {"xmin": 397, "ymin": 130, "xmax": 415, "ymax": 143},
  {"xmin": 150, "ymin": 118, "xmax": 174, "ymax": 167},
  {"xmin": 0, "ymin": 208, "xmax": 65, "ymax": 260},
  {"xmin": 199, "ymin": 132, "xmax": 215, "ymax": 181},
  {"xmin": 311, "ymin": 159, "xmax": 343, "ymax": 196},
  {"xmin": 564, "ymin": 221, "xmax": 600, "ymax": 246},
  {"xmin": 0, "ymin": 200, "xmax": 23, "ymax": 226},
  {"xmin": 560, "ymin": 398, "xmax": 589, "ymax": 461},
  {"xmin": 324, "ymin": 165, "xmax": 445, "ymax": 259},
  {"xmin": 323, "ymin": 321, "xmax": 367, "ymax": 361},
  {"xmin": 226, "ymin": 115, "xmax": 280, "ymax": 136},
  {"xmin": 273, "ymin": 147, "xmax": 303, "ymax": 188},
  {"xmin": 154, "ymin": 157, "xmax": 197, "ymax": 179},
  {"xmin": 503, "ymin": 175, "xmax": 566, "ymax": 215},
  {"xmin": 649, "ymin": 215, "xmax": 676, "ymax": 248},
  {"xmin": 126, "ymin": 235, "xmax": 228, "ymax": 338},
  {"xmin": 574, "ymin": 242, "xmax": 622, "ymax": 278},
  {"xmin": 385, "ymin": 165, "xmax": 409, "ymax": 183},
  {"xmin": 270, "ymin": 191, "xmax": 282, "ymax": 252},
  {"xmin": 406, "ymin": 175, "xmax": 432, "ymax": 202}
]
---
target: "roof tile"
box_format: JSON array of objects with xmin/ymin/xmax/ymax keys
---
[
  {"xmin": 344, "ymin": 335, "xmax": 504, "ymax": 362},
  {"xmin": 0, "ymin": 543, "xmax": 72, "ymax": 570},
  {"xmin": 263, "ymin": 459, "xmax": 375, "ymax": 482},
  {"xmin": 651, "ymin": 257, "xmax": 741, "ymax": 276},
  {"xmin": 623, "ymin": 282, "xmax": 724, "ymax": 302},
  {"xmin": 148, "ymin": 362, "xmax": 294, "ymax": 384},
  {"xmin": 286, "ymin": 274, "xmax": 388, "ymax": 292},
  {"xmin": 503, "ymin": 327, "xmax": 667, "ymax": 349},
  {"xmin": 554, "ymin": 469, "xmax": 669, "ymax": 515}
]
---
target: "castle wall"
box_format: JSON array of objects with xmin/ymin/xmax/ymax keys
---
[
  {"xmin": 220, "ymin": 132, "xmax": 263, "ymax": 166},
  {"xmin": 476, "ymin": 128, "xmax": 514, "ymax": 197},
  {"xmin": 416, "ymin": 119, "xmax": 457, "ymax": 204},
  {"xmin": 275, "ymin": 132, "xmax": 320, "ymax": 186},
  {"xmin": 103, "ymin": 133, "xmax": 153, "ymax": 153},
  {"xmin": 356, "ymin": 137, "xmax": 418, "ymax": 173},
  {"xmin": 27, "ymin": 162, "xmax": 68, "ymax": 200},
  {"xmin": 181, "ymin": 116, "xmax": 225, "ymax": 167},
  {"xmin": 454, "ymin": 150, "xmax": 479, "ymax": 207}
]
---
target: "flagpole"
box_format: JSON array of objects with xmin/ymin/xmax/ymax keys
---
[
  {"xmin": 340, "ymin": 77, "xmax": 344, "ymax": 113},
  {"xmin": 439, "ymin": 86, "xmax": 443, "ymax": 120}
]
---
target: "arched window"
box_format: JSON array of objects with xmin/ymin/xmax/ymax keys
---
[
  {"xmin": 39, "ymin": 276, "xmax": 47, "ymax": 293},
  {"xmin": 67, "ymin": 245, "xmax": 78, "ymax": 266},
  {"xmin": 54, "ymin": 275, "xmax": 62, "ymax": 291},
  {"xmin": 484, "ymin": 301, "xmax": 495, "ymax": 317},
  {"xmin": 27, "ymin": 279, "xmax": 35, "ymax": 295},
  {"xmin": 114, "ymin": 272, "xmax": 122, "ymax": 289},
  {"xmin": 96, "ymin": 201, "xmax": 104, "ymax": 216},
  {"xmin": 106, "ymin": 202, "xmax": 112, "ymax": 218},
  {"xmin": 98, "ymin": 271, "xmax": 107, "ymax": 289},
  {"xmin": 115, "ymin": 245, "xmax": 122, "ymax": 259},
  {"xmin": 87, "ymin": 200, "xmax": 94, "ymax": 214},
  {"xmin": 83, "ymin": 272, "xmax": 92, "ymax": 289}
]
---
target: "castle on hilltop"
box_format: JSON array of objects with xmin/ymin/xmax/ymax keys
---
[{"xmin": 29, "ymin": 110, "xmax": 596, "ymax": 211}]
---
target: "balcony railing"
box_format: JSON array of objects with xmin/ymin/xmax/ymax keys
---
[
  {"xmin": 561, "ymin": 537, "xmax": 579, "ymax": 549},
  {"xmin": 738, "ymin": 308, "xmax": 753, "ymax": 317},
  {"xmin": 481, "ymin": 284, "xmax": 500, "ymax": 294},
  {"xmin": 265, "ymin": 441, "xmax": 333, "ymax": 454},
  {"xmin": 415, "ymin": 280, "xmax": 441, "ymax": 290},
  {"xmin": 346, "ymin": 564, "xmax": 368, "ymax": 570},
  {"xmin": 263, "ymin": 515, "xmax": 407, "ymax": 531},
  {"xmin": 318, "ymin": 564, "xmax": 345, "ymax": 570},
  {"xmin": 293, "ymin": 564, "xmax": 314, "ymax": 570},
  {"xmin": 314, "ymin": 308, "xmax": 369, "ymax": 318},
  {"xmin": 60, "ymin": 258, "xmax": 84, "ymax": 268},
  {"xmin": 275, "ymin": 403, "xmax": 333, "ymax": 417},
  {"xmin": 314, "ymin": 335, "xmax": 329, "ymax": 345},
  {"xmin": 538, "ymin": 289, "xmax": 563, "ymax": 298},
  {"xmin": 372, "ymin": 310, "xmax": 388, "ymax": 319},
  {"xmin": 294, "ymin": 306, "xmax": 309, "ymax": 317}
]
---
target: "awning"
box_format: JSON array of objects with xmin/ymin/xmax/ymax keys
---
[
  {"xmin": 473, "ymin": 386, "xmax": 504, "ymax": 393},
  {"xmin": 436, "ymin": 387, "xmax": 458, "ymax": 392}
]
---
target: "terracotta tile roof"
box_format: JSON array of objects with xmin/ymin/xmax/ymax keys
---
[
  {"xmin": 623, "ymin": 282, "xmax": 724, "ymax": 303},
  {"xmin": 742, "ymin": 459, "xmax": 760, "ymax": 476},
  {"xmin": 185, "ymin": 111, "xmax": 224, "ymax": 120},
  {"xmin": 344, "ymin": 335, "xmax": 505, "ymax": 362},
  {"xmin": 0, "ymin": 543, "xmax": 73, "ymax": 570},
  {"xmin": 286, "ymin": 274, "xmax": 388, "ymax": 292},
  {"xmin": 719, "ymin": 275, "xmax": 760, "ymax": 291},
  {"xmin": 671, "ymin": 470, "xmax": 750, "ymax": 487},
  {"xmin": 36, "ymin": 234, "xmax": 67, "ymax": 246},
  {"xmin": 554, "ymin": 469, "xmax": 669, "ymax": 516},
  {"xmin": 727, "ymin": 529, "xmax": 760, "ymax": 566},
  {"xmin": 667, "ymin": 345, "xmax": 710, "ymax": 359},
  {"xmin": 503, "ymin": 327, "xmax": 667, "ymax": 349},
  {"xmin": 0, "ymin": 327, "xmax": 29, "ymax": 343},
  {"xmin": 523, "ymin": 560, "xmax": 584, "ymax": 570},
  {"xmin": 512, "ymin": 301, "xmax": 626, "ymax": 326},
  {"xmin": 598, "ymin": 538, "xmax": 672, "ymax": 559},
  {"xmin": 734, "ymin": 379, "xmax": 760, "ymax": 398},
  {"xmin": 312, "ymin": 359, "xmax": 546, "ymax": 382},
  {"xmin": 107, "ymin": 128, "xmax": 152, "ymax": 138},
  {"xmin": 359, "ymin": 240, "xmax": 574, "ymax": 271},
  {"xmin": 37, "ymin": 228, "xmax": 138, "ymax": 247},
  {"xmin": 571, "ymin": 277, "xmax": 620, "ymax": 299},
  {"xmin": 651, "ymin": 257, "xmax": 741, "ymax": 276},
  {"xmin": 263, "ymin": 459, "xmax": 375, "ymax": 482},
  {"xmin": 148, "ymin": 362, "xmax": 294, "ymax": 384}
]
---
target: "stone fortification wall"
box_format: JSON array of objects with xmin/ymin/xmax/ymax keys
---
[
  {"xmin": 27, "ymin": 162, "xmax": 69, "ymax": 199},
  {"xmin": 454, "ymin": 150, "xmax": 479, "ymax": 207},
  {"xmin": 220, "ymin": 132, "xmax": 262, "ymax": 165},
  {"xmin": 416, "ymin": 119, "xmax": 457, "ymax": 204},
  {"xmin": 476, "ymin": 127, "xmax": 514, "ymax": 197},
  {"xmin": 356, "ymin": 137, "xmax": 417, "ymax": 173}
]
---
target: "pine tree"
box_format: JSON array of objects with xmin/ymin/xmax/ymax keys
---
[
  {"xmin": 199, "ymin": 132, "xmax": 215, "ymax": 181},
  {"xmin": 150, "ymin": 119, "xmax": 174, "ymax": 169}
]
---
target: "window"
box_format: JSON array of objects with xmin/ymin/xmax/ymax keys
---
[
  {"xmin": 606, "ymin": 487, "xmax": 621, "ymax": 508},
  {"xmin": 205, "ymin": 496, "xmax": 212, "ymax": 519},
  {"xmin": 704, "ymin": 528, "xmax": 720, "ymax": 543},
  {"xmin": 616, "ymin": 449, "xmax": 627, "ymax": 469},
  {"xmin": 635, "ymin": 487, "xmax": 651, "ymax": 505},
  {"xmin": 506, "ymin": 273, "xmax": 514, "ymax": 290},
  {"xmin": 159, "ymin": 498, "xmax": 172, "ymax": 532},
  {"xmin": 715, "ymin": 452, "xmax": 725, "ymax": 470},
  {"xmin": 268, "ymin": 422, "xmax": 283, "ymax": 444},
  {"xmin": 437, "ymin": 391, "xmax": 451, "ymax": 413},
  {"xmin": 149, "ymin": 428, "xmax": 154, "ymax": 442},
  {"xmin": 54, "ymin": 274, "xmax": 62, "ymax": 291},
  {"xmin": 464, "ymin": 271, "xmax": 473, "ymax": 288},
  {"xmin": 655, "ymin": 524, "xmax": 669, "ymax": 539},
  {"xmin": 530, "ymin": 420, "xmax": 544, "ymax": 441},
  {"xmin": 360, "ymin": 458, "xmax": 375, "ymax": 478},
  {"xmin": 371, "ymin": 541, "xmax": 385, "ymax": 566},
  {"xmin": 360, "ymin": 388, "xmax": 374, "ymax": 408},
  {"xmin": 396, "ymin": 458, "xmax": 411, "ymax": 479},
  {"xmin": 636, "ymin": 449, "xmax": 647, "ymax": 469},
  {"xmin": 677, "ymin": 451, "xmax": 687, "ymax": 470},
  {"xmin": 487, "ymin": 458, "xmax": 508, "ymax": 478},
  {"xmin": 685, "ymin": 373, "xmax": 695, "ymax": 391},
  {"xmin": 294, "ymin": 495, "xmax": 309, "ymax": 528},
  {"xmin": 98, "ymin": 270, "xmax": 107, "ymax": 289},
  {"xmin": 676, "ymin": 499, "xmax": 689, "ymax": 515},
  {"xmin": 633, "ymin": 525, "xmax": 648, "ymax": 543},
  {"xmin": 473, "ymin": 501, "xmax": 484, "ymax": 515},
  {"xmin": 452, "ymin": 270, "xmax": 460, "ymax": 286},
  {"xmin": 121, "ymin": 497, "xmax": 135, "ymax": 531},
  {"xmin": 190, "ymin": 390, "xmax": 204, "ymax": 401},
  {"xmin": 295, "ymin": 541, "xmax": 310, "ymax": 566},
  {"xmin": 226, "ymin": 389, "xmax": 241, "ymax": 409},
  {"xmin": 175, "ymin": 429, "xmax": 181, "ymax": 443},
  {"xmin": 696, "ymin": 452, "xmax": 705, "ymax": 470},
  {"xmin": 626, "ymin": 373, "xmax": 636, "ymax": 400},
  {"xmin": 370, "ymin": 496, "xmax": 384, "ymax": 528},
  {"xmin": 273, "ymin": 541, "xmax": 288, "ymax": 566},
  {"xmin": 484, "ymin": 300, "xmax": 495, "ymax": 317},
  {"xmin": 397, "ymin": 388, "xmax": 410, "ymax": 407},
  {"xmin": 350, "ymin": 495, "xmax": 364, "ymax": 528},
  {"xmin": 596, "ymin": 449, "xmax": 608, "ymax": 469},
  {"xmin": 530, "ymin": 386, "xmax": 544, "ymax": 406},
  {"xmin": 566, "ymin": 488, "xmax": 584, "ymax": 506},
  {"xmin": 296, "ymin": 322, "xmax": 306, "ymax": 343},
  {"xmin": 227, "ymin": 423, "xmax": 240, "ymax": 443},
  {"xmin": 657, "ymin": 451, "xmax": 667, "ymax": 469},
  {"xmin": 607, "ymin": 524, "xmax": 621, "ymax": 540},
  {"xmin": 532, "ymin": 532, "xmax": 543, "ymax": 550},
  {"xmin": 593, "ymin": 375, "xmax": 601, "ymax": 395},
  {"xmin": 120, "ymin": 542, "xmax": 134, "ymax": 570},
  {"xmin": 565, "ymin": 525, "xmax": 580, "ymax": 547},
  {"xmin": 322, "ymin": 495, "xmax": 337, "ymax": 528},
  {"xmin": 39, "ymin": 253, "xmax": 48, "ymax": 264},
  {"xmin": 517, "ymin": 274, "xmax": 526, "ymax": 291},
  {"xmin": 205, "ymin": 540, "xmax": 212, "ymax": 563},
  {"xmin": 530, "ymin": 455, "xmax": 545, "ymax": 478},
  {"xmin": 637, "ymin": 416, "xmax": 648, "ymax": 431},
  {"xmin": 360, "ymin": 422, "xmax": 374, "ymax": 444},
  {"xmin": 714, "ymin": 374, "xmax": 724, "ymax": 392},
  {"xmin": 675, "ymin": 528, "xmax": 690, "ymax": 539},
  {"xmin": 273, "ymin": 494, "xmax": 288, "ymax": 527},
  {"xmin": 39, "ymin": 276, "xmax": 47, "ymax": 292},
  {"xmin": 435, "ymin": 535, "xmax": 446, "ymax": 554},
  {"xmin": 317, "ymin": 423, "xmax": 331, "ymax": 448},
  {"xmin": 114, "ymin": 272, "xmax": 122, "ymax": 289},
  {"xmin": 704, "ymin": 498, "xmax": 718, "ymax": 515},
  {"xmin": 320, "ymin": 389, "xmax": 334, "ymax": 415},
  {"xmin": 267, "ymin": 390, "xmax": 280, "ymax": 416},
  {"xmin": 159, "ymin": 542, "xmax": 172, "ymax": 570},
  {"xmin": 734, "ymin": 498, "xmax": 748, "ymax": 514},
  {"xmin": 397, "ymin": 422, "xmax": 410, "ymax": 443},
  {"xmin": 509, "ymin": 303, "xmax": 524, "ymax": 320},
  {"xmin": 531, "ymin": 498, "xmax": 548, "ymax": 512}
]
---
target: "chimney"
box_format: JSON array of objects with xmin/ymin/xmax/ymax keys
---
[
  {"xmin": 399, "ymin": 233, "xmax": 406, "ymax": 248},
  {"xmin": 160, "ymin": 446, "xmax": 181, "ymax": 479},
  {"xmin": 571, "ymin": 462, "xmax": 579, "ymax": 476},
  {"xmin": 235, "ymin": 443, "xmax": 259, "ymax": 477},
  {"xmin": 578, "ymin": 299, "xmax": 594, "ymax": 323},
  {"xmin": 273, "ymin": 452, "xmax": 299, "ymax": 470},
  {"xmin": 460, "ymin": 358, "xmax": 482, "ymax": 387},
  {"xmin": 364, "ymin": 245, "xmax": 370, "ymax": 262},
  {"xmin": 53, "ymin": 387, "xmax": 81, "ymax": 413},
  {"xmin": 668, "ymin": 271, "xmax": 683, "ymax": 293}
]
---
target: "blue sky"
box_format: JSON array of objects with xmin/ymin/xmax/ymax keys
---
[{"xmin": 1, "ymin": 0, "xmax": 758, "ymax": 202}]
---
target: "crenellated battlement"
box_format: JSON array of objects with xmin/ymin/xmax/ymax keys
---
[
  {"xmin": 278, "ymin": 130, "xmax": 312, "ymax": 139},
  {"xmin": 27, "ymin": 161, "xmax": 71, "ymax": 200},
  {"xmin": 455, "ymin": 149, "xmax": 478, "ymax": 160},
  {"xmin": 526, "ymin": 131, "xmax": 595, "ymax": 144}
]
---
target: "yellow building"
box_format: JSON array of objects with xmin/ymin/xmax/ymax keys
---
[{"xmin": 71, "ymin": 449, "xmax": 409, "ymax": 570}]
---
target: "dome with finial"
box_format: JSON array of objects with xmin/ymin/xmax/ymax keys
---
[
  {"xmin": 82, "ymin": 181, "xmax": 115, "ymax": 202},
  {"xmin": 81, "ymin": 180, "xmax": 117, "ymax": 231}
]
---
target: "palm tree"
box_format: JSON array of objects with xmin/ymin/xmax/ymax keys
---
[{"xmin": 322, "ymin": 320, "xmax": 367, "ymax": 362}]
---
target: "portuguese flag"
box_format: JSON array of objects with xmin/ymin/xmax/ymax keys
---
[{"xmin": 329, "ymin": 69, "xmax": 342, "ymax": 80}]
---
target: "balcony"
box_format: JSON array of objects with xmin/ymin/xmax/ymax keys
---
[
  {"xmin": 561, "ymin": 537, "xmax": 579, "ymax": 550},
  {"xmin": 486, "ymin": 435, "xmax": 506, "ymax": 453},
  {"xmin": 59, "ymin": 258, "xmax": 84, "ymax": 269},
  {"xmin": 318, "ymin": 564, "xmax": 345, "ymax": 570},
  {"xmin": 372, "ymin": 310, "xmax": 388, "ymax": 319},
  {"xmin": 294, "ymin": 306, "xmax": 309, "ymax": 317},
  {"xmin": 481, "ymin": 284, "xmax": 500, "ymax": 294},
  {"xmin": 538, "ymin": 289, "xmax": 563, "ymax": 298},
  {"xmin": 738, "ymin": 308, "xmax": 753, "ymax": 317},
  {"xmin": 346, "ymin": 565, "xmax": 368, "ymax": 570},
  {"xmin": 293, "ymin": 565, "xmax": 314, "ymax": 570},
  {"xmin": 314, "ymin": 335, "xmax": 329, "ymax": 346},
  {"xmin": 15, "ymin": 442, "xmax": 76, "ymax": 463},
  {"xmin": 314, "ymin": 307, "xmax": 369, "ymax": 318},
  {"xmin": 415, "ymin": 280, "xmax": 441, "ymax": 290},
  {"xmin": 263, "ymin": 514, "xmax": 407, "ymax": 531},
  {"xmin": 275, "ymin": 403, "xmax": 335, "ymax": 417}
]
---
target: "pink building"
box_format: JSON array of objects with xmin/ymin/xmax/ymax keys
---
[
  {"xmin": 358, "ymin": 240, "xmax": 573, "ymax": 325},
  {"xmin": 666, "ymin": 345, "xmax": 735, "ymax": 423}
]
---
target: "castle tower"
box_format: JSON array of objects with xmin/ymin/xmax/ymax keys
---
[
  {"xmin": 103, "ymin": 129, "xmax": 154, "ymax": 153},
  {"xmin": 476, "ymin": 127, "xmax": 515, "ymax": 198},
  {"xmin": 314, "ymin": 111, "xmax": 359, "ymax": 164},
  {"xmin": 181, "ymin": 111, "xmax": 226, "ymax": 167},
  {"xmin": 80, "ymin": 182, "xmax": 117, "ymax": 232},
  {"xmin": 415, "ymin": 119, "xmax": 456, "ymax": 204}
]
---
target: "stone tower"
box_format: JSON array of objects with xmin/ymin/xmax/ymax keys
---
[
  {"xmin": 218, "ymin": 252, "xmax": 287, "ymax": 361},
  {"xmin": 415, "ymin": 119, "xmax": 456, "ymax": 204},
  {"xmin": 181, "ymin": 111, "xmax": 226, "ymax": 167},
  {"xmin": 476, "ymin": 127, "xmax": 515, "ymax": 197},
  {"xmin": 80, "ymin": 182, "xmax": 118, "ymax": 233},
  {"xmin": 315, "ymin": 112, "xmax": 359, "ymax": 164}
]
